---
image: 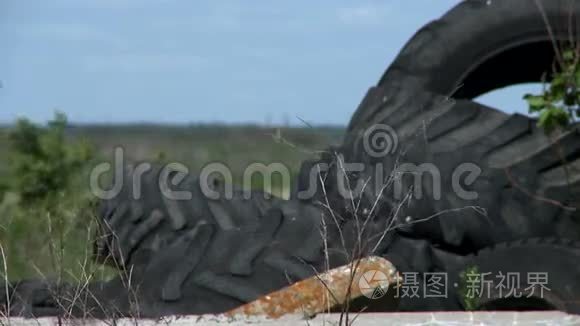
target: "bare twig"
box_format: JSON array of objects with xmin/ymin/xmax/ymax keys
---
[
  {"xmin": 0, "ymin": 244, "xmax": 10, "ymax": 326},
  {"xmin": 504, "ymin": 167, "xmax": 577, "ymax": 211}
]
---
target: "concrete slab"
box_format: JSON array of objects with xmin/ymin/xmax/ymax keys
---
[{"xmin": 3, "ymin": 311, "xmax": 580, "ymax": 326}]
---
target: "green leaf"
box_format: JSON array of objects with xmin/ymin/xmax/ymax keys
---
[
  {"xmin": 552, "ymin": 107, "xmax": 571, "ymax": 126},
  {"xmin": 550, "ymin": 75, "xmax": 567, "ymax": 100},
  {"xmin": 552, "ymin": 74, "xmax": 566, "ymax": 88},
  {"xmin": 523, "ymin": 94, "xmax": 546, "ymax": 112},
  {"xmin": 564, "ymin": 49, "xmax": 575, "ymax": 61},
  {"xmin": 537, "ymin": 109, "xmax": 552, "ymax": 130},
  {"xmin": 537, "ymin": 106, "xmax": 571, "ymax": 133}
]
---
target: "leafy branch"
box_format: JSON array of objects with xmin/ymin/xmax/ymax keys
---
[{"xmin": 524, "ymin": 48, "xmax": 580, "ymax": 132}]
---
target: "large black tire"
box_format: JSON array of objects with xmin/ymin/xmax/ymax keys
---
[
  {"xmin": 94, "ymin": 166, "xmax": 285, "ymax": 268},
  {"xmin": 91, "ymin": 201, "xmax": 339, "ymax": 318},
  {"xmin": 306, "ymin": 0, "xmax": 580, "ymax": 312},
  {"xmin": 316, "ymin": 0, "xmax": 580, "ymax": 253},
  {"xmin": 5, "ymin": 187, "xmax": 339, "ymax": 318},
  {"xmin": 87, "ymin": 167, "xmax": 345, "ymax": 317},
  {"xmin": 350, "ymin": 0, "xmax": 580, "ymax": 129},
  {"xmin": 318, "ymin": 84, "xmax": 580, "ymax": 253}
]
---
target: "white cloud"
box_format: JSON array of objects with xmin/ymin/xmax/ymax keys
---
[{"xmin": 336, "ymin": 4, "xmax": 393, "ymax": 26}]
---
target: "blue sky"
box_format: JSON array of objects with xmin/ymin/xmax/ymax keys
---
[{"xmin": 0, "ymin": 0, "xmax": 538, "ymax": 125}]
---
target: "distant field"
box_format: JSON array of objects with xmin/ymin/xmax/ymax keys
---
[{"xmin": 0, "ymin": 123, "xmax": 345, "ymax": 196}]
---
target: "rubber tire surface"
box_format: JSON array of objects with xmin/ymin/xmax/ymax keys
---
[
  {"xmin": 6, "ymin": 197, "xmax": 336, "ymax": 318},
  {"xmin": 312, "ymin": 0, "xmax": 580, "ymax": 253},
  {"xmin": 350, "ymin": 0, "xmax": 580, "ymax": 128},
  {"xmin": 92, "ymin": 200, "xmax": 337, "ymax": 318},
  {"xmin": 83, "ymin": 165, "xmax": 345, "ymax": 317},
  {"xmin": 95, "ymin": 165, "xmax": 284, "ymax": 268},
  {"xmin": 464, "ymin": 238, "xmax": 580, "ymax": 313}
]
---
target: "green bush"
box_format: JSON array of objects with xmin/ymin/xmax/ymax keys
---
[
  {"xmin": 7, "ymin": 112, "xmax": 93, "ymax": 202},
  {"xmin": 0, "ymin": 112, "xmax": 116, "ymax": 281},
  {"xmin": 524, "ymin": 48, "xmax": 580, "ymax": 133}
]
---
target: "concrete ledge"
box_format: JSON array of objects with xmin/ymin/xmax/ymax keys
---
[{"xmin": 4, "ymin": 311, "xmax": 580, "ymax": 326}]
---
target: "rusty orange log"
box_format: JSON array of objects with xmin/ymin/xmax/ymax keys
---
[{"xmin": 226, "ymin": 256, "xmax": 401, "ymax": 319}]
